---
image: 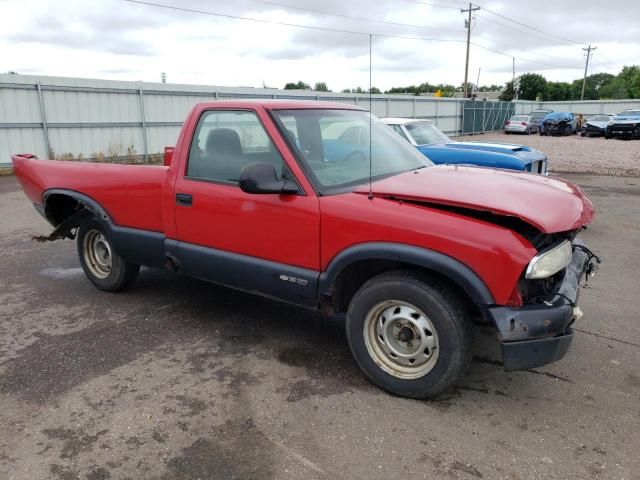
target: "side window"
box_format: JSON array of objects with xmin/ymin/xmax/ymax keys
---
[{"xmin": 187, "ymin": 110, "xmax": 284, "ymax": 183}]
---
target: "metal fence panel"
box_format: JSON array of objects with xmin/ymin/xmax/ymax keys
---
[
  {"xmin": 461, "ymin": 100, "xmax": 515, "ymax": 134},
  {"xmin": 2, "ymin": 74, "xmax": 639, "ymax": 167}
]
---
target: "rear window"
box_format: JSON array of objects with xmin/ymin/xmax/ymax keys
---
[
  {"xmin": 531, "ymin": 111, "xmax": 550, "ymax": 120},
  {"xmin": 511, "ymin": 115, "xmax": 528, "ymax": 121}
]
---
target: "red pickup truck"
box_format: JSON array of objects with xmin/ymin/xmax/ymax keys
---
[{"xmin": 12, "ymin": 100, "xmax": 599, "ymax": 398}]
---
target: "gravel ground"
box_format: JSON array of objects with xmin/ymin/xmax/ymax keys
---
[
  {"xmin": 456, "ymin": 131, "xmax": 640, "ymax": 177},
  {"xmin": 1, "ymin": 173, "xmax": 640, "ymax": 480}
]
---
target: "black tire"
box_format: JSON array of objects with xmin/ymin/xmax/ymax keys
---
[
  {"xmin": 77, "ymin": 220, "xmax": 140, "ymax": 292},
  {"xmin": 345, "ymin": 270, "xmax": 472, "ymax": 398}
]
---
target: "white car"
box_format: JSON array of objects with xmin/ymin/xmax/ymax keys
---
[{"xmin": 504, "ymin": 114, "xmax": 539, "ymax": 135}]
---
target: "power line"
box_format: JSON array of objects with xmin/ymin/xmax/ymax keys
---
[
  {"xmin": 395, "ymin": 0, "xmax": 463, "ymax": 10},
  {"xmin": 474, "ymin": 35, "xmax": 583, "ymax": 64},
  {"xmin": 401, "ymin": 0, "xmax": 586, "ymax": 47},
  {"xmin": 472, "ymin": 42, "xmax": 582, "ymax": 70},
  {"xmin": 473, "ymin": 3, "xmax": 584, "ymax": 46},
  {"xmin": 249, "ymin": 0, "xmax": 584, "ymax": 66},
  {"xmin": 123, "ymin": 0, "xmax": 466, "ymax": 44},
  {"xmin": 246, "ymin": 0, "xmax": 464, "ymax": 33},
  {"xmin": 124, "ymin": 0, "xmax": 585, "ymax": 74},
  {"xmin": 475, "ymin": 12, "xmax": 580, "ymax": 47}
]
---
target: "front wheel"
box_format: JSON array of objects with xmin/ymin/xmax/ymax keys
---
[
  {"xmin": 77, "ymin": 220, "xmax": 140, "ymax": 292},
  {"xmin": 346, "ymin": 271, "xmax": 472, "ymax": 398}
]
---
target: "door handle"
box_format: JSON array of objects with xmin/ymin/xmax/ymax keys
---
[{"xmin": 176, "ymin": 193, "xmax": 192, "ymax": 207}]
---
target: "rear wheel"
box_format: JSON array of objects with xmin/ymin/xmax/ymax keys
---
[
  {"xmin": 77, "ymin": 220, "xmax": 139, "ymax": 292},
  {"xmin": 346, "ymin": 271, "xmax": 472, "ymax": 398}
]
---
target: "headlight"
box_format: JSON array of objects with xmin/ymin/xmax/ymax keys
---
[
  {"xmin": 525, "ymin": 240, "xmax": 572, "ymax": 279},
  {"xmin": 607, "ymin": 119, "xmax": 615, "ymax": 126}
]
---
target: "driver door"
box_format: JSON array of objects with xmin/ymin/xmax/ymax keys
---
[{"xmin": 173, "ymin": 108, "xmax": 320, "ymax": 305}]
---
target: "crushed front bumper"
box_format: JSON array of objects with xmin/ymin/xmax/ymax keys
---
[{"xmin": 482, "ymin": 242, "xmax": 599, "ymax": 371}]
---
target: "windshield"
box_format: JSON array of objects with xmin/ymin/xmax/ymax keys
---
[
  {"xmin": 587, "ymin": 115, "xmax": 611, "ymax": 122},
  {"xmin": 619, "ymin": 110, "xmax": 640, "ymax": 116},
  {"xmin": 405, "ymin": 122, "xmax": 449, "ymax": 145},
  {"xmin": 273, "ymin": 109, "xmax": 432, "ymax": 192}
]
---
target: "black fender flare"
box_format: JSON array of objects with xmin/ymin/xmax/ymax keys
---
[
  {"xmin": 41, "ymin": 188, "xmax": 166, "ymax": 268},
  {"xmin": 43, "ymin": 188, "xmax": 112, "ymax": 226},
  {"xmin": 318, "ymin": 242, "xmax": 495, "ymax": 305}
]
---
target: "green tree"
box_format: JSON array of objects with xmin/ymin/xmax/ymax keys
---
[
  {"xmin": 435, "ymin": 84, "xmax": 456, "ymax": 97},
  {"xmin": 517, "ymin": 73, "xmax": 548, "ymax": 101},
  {"xmin": 618, "ymin": 66, "xmax": 640, "ymax": 98},
  {"xmin": 546, "ymin": 81, "xmax": 572, "ymax": 101},
  {"xmin": 498, "ymin": 80, "xmax": 515, "ymax": 101},
  {"xmin": 314, "ymin": 82, "xmax": 330, "ymax": 92},
  {"xmin": 598, "ymin": 77, "xmax": 629, "ymax": 99},
  {"xmin": 284, "ymin": 81, "xmax": 311, "ymax": 90},
  {"xmin": 629, "ymin": 74, "xmax": 640, "ymax": 98},
  {"xmin": 479, "ymin": 84, "xmax": 502, "ymax": 92},
  {"xmin": 619, "ymin": 65, "xmax": 640, "ymax": 84},
  {"xmin": 368, "ymin": 87, "xmax": 381, "ymax": 94}
]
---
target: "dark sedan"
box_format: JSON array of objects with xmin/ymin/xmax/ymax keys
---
[{"xmin": 581, "ymin": 114, "xmax": 614, "ymax": 137}]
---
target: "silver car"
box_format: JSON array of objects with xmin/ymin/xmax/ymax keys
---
[{"xmin": 504, "ymin": 114, "xmax": 538, "ymax": 135}]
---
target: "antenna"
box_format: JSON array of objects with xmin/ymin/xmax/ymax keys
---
[{"xmin": 368, "ymin": 34, "xmax": 373, "ymax": 200}]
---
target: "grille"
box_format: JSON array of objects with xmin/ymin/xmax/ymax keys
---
[{"xmin": 610, "ymin": 124, "xmax": 638, "ymax": 133}]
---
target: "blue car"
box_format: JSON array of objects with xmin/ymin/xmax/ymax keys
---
[
  {"xmin": 539, "ymin": 112, "xmax": 577, "ymax": 136},
  {"xmin": 382, "ymin": 118, "xmax": 548, "ymax": 174}
]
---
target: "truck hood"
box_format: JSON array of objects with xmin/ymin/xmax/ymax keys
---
[
  {"xmin": 613, "ymin": 113, "xmax": 640, "ymax": 121},
  {"xmin": 354, "ymin": 165, "xmax": 594, "ymax": 233},
  {"xmin": 585, "ymin": 120, "xmax": 608, "ymax": 128},
  {"xmin": 611, "ymin": 117, "xmax": 640, "ymax": 124}
]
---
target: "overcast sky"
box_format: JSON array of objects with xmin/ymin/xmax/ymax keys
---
[{"xmin": 1, "ymin": 0, "xmax": 638, "ymax": 91}]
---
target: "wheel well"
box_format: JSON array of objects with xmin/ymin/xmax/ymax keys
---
[
  {"xmin": 45, "ymin": 193, "xmax": 84, "ymax": 226},
  {"xmin": 329, "ymin": 259, "xmax": 478, "ymax": 318}
]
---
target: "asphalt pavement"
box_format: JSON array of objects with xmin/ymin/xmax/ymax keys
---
[{"xmin": 1, "ymin": 173, "xmax": 639, "ymax": 480}]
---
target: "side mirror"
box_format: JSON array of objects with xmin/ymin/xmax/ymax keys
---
[{"xmin": 239, "ymin": 163, "xmax": 299, "ymax": 195}]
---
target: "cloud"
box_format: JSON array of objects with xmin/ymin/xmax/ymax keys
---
[{"xmin": 0, "ymin": 0, "xmax": 638, "ymax": 90}]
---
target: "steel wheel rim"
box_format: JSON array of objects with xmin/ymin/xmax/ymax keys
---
[
  {"xmin": 83, "ymin": 229, "xmax": 112, "ymax": 279},
  {"xmin": 363, "ymin": 300, "xmax": 439, "ymax": 380}
]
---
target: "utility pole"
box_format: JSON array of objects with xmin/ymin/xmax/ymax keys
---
[
  {"xmin": 581, "ymin": 45, "xmax": 596, "ymax": 100},
  {"xmin": 512, "ymin": 57, "xmax": 518, "ymax": 101},
  {"xmin": 461, "ymin": 2, "xmax": 480, "ymax": 99}
]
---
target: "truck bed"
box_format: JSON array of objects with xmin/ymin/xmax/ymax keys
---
[{"xmin": 12, "ymin": 156, "xmax": 168, "ymax": 233}]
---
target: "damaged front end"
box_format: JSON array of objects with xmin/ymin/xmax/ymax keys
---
[
  {"xmin": 543, "ymin": 119, "xmax": 573, "ymax": 136},
  {"xmin": 483, "ymin": 239, "xmax": 601, "ymax": 371}
]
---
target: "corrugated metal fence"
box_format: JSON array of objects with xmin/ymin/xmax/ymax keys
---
[{"xmin": 2, "ymin": 74, "xmax": 640, "ymax": 167}]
